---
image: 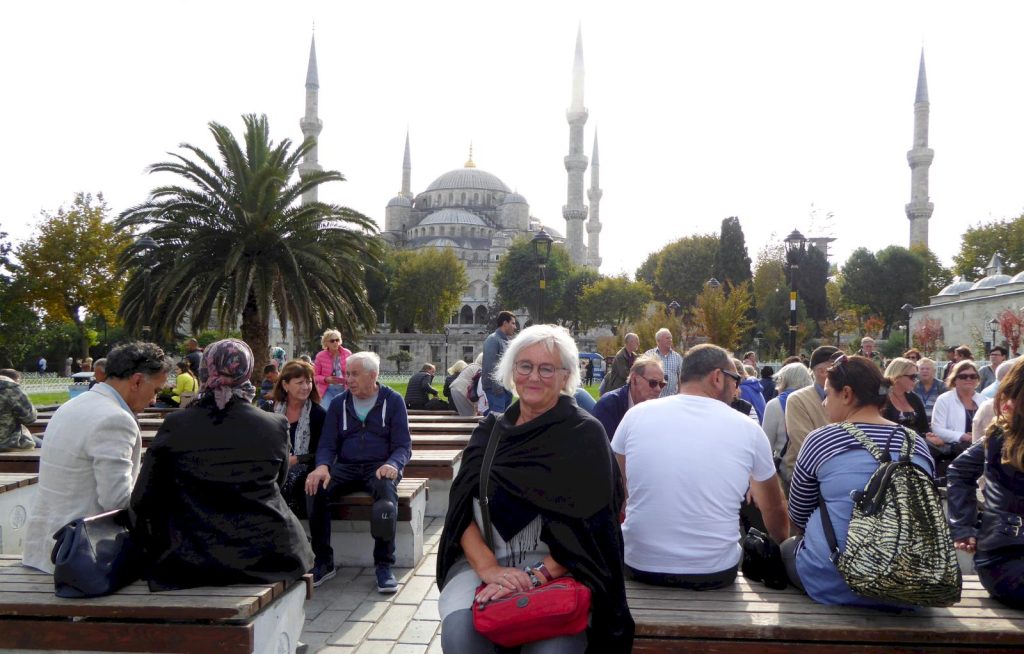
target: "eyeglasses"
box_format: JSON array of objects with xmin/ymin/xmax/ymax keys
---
[
  {"xmin": 956, "ymin": 373, "xmax": 980, "ymax": 381},
  {"xmin": 902, "ymin": 373, "xmax": 920, "ymax": 381},
  {"xmin": 719, "ymin": 368, "xmax": 742, "ymax": 384},
  {"xmin": 514, "ymin": 361, "xmax": 566, "ymax": 379},
  {"xmin": 639, "ymin": 375, "xmax": 668, "ymax": 390},
  {"xmin": 328, "ymin": 338, "xmax": 341, "ymax": 343}
]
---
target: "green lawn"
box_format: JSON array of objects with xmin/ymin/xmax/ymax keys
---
[{"xmin": 29, "ymin": 391, "xmax": 68, "ymax": 406}]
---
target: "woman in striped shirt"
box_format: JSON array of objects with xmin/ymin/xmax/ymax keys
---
[{"xmin": 782, "ymin": 354, "xmax": 935, "ymax": 608}]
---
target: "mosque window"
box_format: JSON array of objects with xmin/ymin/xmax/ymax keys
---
[
  {"xmin": 474, "ymin": 193, "xmax": 479, "ymax": 204},
  {"xmin": 461, "ymin": 192, "xmax": 467, "ymax": 204},
  {"xmin": 448, "ymin": 192, "xmax": 453, "ymax": 204},
  {"xmin": 460, "ymin": 305, "xmax": 474, "ymax": 324},
  {"xmin": 423, "ymin": 197, "xmax": 430, "ymax": 208},
  {"xmin": 475, "ymin": 305, "xmax": 488, "ymax": 324},
  {"xmin": 495, "ymin": 255, "xmax": 500, "ymax": 261}
]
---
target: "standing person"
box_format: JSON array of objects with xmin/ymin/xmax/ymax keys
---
[
  {"xmin": 903, "ymin": 348, "xmax": 922, "ymax": 362},
  {"xmin": 882, "ymin": 358, "xmax": 930, "ymax": 436},
  {"xmin": 443, "ymin": 360, "xmax": 468, "ymax": 411},
  {"xmin": 22, "ymin": 342, "xmax": 173, "ymax": 573},
  {"xmin": 742, "ymin": 351, "xmax": 758, "ymax": 368},
  {"xmin": 930, "ymin": 359, "xmax": 983, "ymax": 478},
  {"xmin": 737, "ymin": 364, "xmax": 767, "ymax": 423},
  {"xmin": 602, "ymin": 333, "xmax": 640, "ymax": 396},
  {"xmin": 314, "ymin": 329, "xmax": 351, "ymax": 408},
  {"xmin": 947, "ymin": 358, "xmax": 1024, "ymax": 608},
  {"xmin": 437, "ymin": 325, "xmax": 634, "ymax": 653},
  {"xmin": 130, "ymin": 340, "xmax": 314, "ymax": 590},
  {"xmin": 856, "ymin": 337, "xmax": 883, "ymax": 368},
  {"xmin": 405, "ymin": 363, "xmax": 441, "ymax": 410},
  {"xmin": 584, "ymin": 358, "xmax": 595, "ymax": 386},
  {"xmin": 644, "ymin": 328, "xmax": 683, "ymax": 398},
  {"xmin": 481, "ymin": 311, "xmax": 517, "ymax": 415},
  {"xmin": 37, "ymin": 356, "xmax": 47, "ymax": 376},
  {"xmin": 592, "ymin": 356, "xmax": 664, "ymax": 440},
  {"xmin": 184, "ymin": 338, "xmax": 203, "ymax": 378},
  {"xmin": 979, "ymin": 346, "xmax": 1008, "ymax": 392},
  {"xmin": 612, "ymin": 344, "xmax": 789, "ymax": 589},
  {"xmin": 782, "ymin": 355, "xmax": 936, "ymax": 607},
  {"xmin": 270, "ymin": 345, "xmax": 287, "ymax": 372},
  {"xmin": 760, "ymin": 365, "xmax": 777, "ymax": 403},
  {"xmin": 762, "ymin": 362, "xmax": 814, "ymax": 477},
  {"xmin": 913, "ymin": 357, "xmax": 946, "ymax": 421},
  {"xmin": 449, "ymin": 354, "xmax": 482, "ymax": 417},
  {"xmin": 305, "ymin": 352, "xmax": 411, "ymax": 590},
  {"xmin": 782, "ymin": 346, "xmax": 839, "ymax": 481},
  {"xmin": 0, "ymin": 369, "xmax": 38, "ymax": 451},
  {"xmin": 942, "ymin": 346, "xmax": 973, "ymax": 384},
  {"xmin": 269, "ymin": 359, "xmax": 326, "ymax": 518}
]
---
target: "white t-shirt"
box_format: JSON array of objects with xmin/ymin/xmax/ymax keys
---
[{"xmin": 611, "ymin": 393, "xmax": 777, "ymax": 574}]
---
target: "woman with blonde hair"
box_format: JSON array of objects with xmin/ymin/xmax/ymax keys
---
[
  {"xmin": 443, "ymin": 360, "xmax": 469, "ymax": 411},
  {"xmin": 449, "ymin": 354, "xmax": 483, "ymax": 417},
  {"xmin": 314, "ymin": 328, "xmax": 351, "ymax": 407},
  {"xmin": 881, "ymin": 357, "xmax": 929, "ymax": 437},
  {"xmin": 948, "ymin": 357, "xmax": 1024, "ymax": 607},
  {"xmin": 931, "ymin": 359, "xmax": 983, "ymax": 478}
]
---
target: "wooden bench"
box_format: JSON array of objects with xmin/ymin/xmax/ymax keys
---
[
  {"xmin": 0, "ymin": 556, "xmax": 311, "ymax": 654},
  {"xmin": 408, "ymin": 414, "xmax": 481, "ymax": 423},
  {"xmin": 407, "ymin": 409, "xmax": 456, "ymax": 416},
  {"xmin": 0, "ymin": 474, "xmax": 37, "ymax": 555},
  {"xmin": 628, "ymin": 573, "xmax": 1024, "ymax": 652},
  {"xmin": 320, "ymin": 477, "xmax": 427, "ymax": 568},
  {"xmin": 411, "ymin": 433, "xmax": 470, "ymax": 450},
  {"xmin": 405, "ymin": 449, "xmax": 462, "ymax": 517}
]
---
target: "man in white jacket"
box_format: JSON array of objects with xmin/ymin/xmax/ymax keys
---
[{"xmin": 22, "ymin": 342, "xmax": 172, "ymax": 573}]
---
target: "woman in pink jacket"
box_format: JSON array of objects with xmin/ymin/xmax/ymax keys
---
[{"xmin": 314, "ymin": 329, "xmax": 351, "ymax": 408}]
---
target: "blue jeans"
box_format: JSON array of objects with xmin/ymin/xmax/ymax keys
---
[
  {"xmin": 484, "ymin": 388, "xmax": 510, "ymax": 415},
  {"xmin": 309, "ymin": 462, "xmax": 400, "ymax": 567},
  {"xmin": 321, "ymin": 385, "xmax": 344, "ymax": 409}
]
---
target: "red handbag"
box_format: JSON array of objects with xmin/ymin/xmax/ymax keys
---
[{"xmin": 472, "ymin": 577, "xmax": 591, "ymax": 647}]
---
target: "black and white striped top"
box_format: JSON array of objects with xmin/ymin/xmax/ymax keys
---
[{"xmin": 788, "ymin": 422, "xmax": 935, "ymax": 529}]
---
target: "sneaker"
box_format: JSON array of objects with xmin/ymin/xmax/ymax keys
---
[
  {"xmin": 375, "ymin": 565, "xmax": 398, "ymax": 593},
  {"xmin": 312, "ymin": 562, "xmax": 336, "ymax": 588}
]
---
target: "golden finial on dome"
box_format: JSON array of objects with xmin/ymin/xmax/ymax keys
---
[{"xmin": 464, "ymin": 141, "xmax": 476, "ymax": 168}]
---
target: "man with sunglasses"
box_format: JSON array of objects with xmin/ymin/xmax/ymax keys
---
[
  {"xmin": 593, "ymin": 355, "xmax": 664, "ymax": 440},
  {"xmin": 611, "ymin": 344, "xmax": 788, "ymax": 590}
]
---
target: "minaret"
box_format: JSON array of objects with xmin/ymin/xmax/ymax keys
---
[
  {"xmin": 562, "ymin": 25, "xmax": 589, "ymax": 266},
  {"xmin": 586, "ymin": 131, "xmax": 602, "ymax": 269},
  {"xmin": 401, "ymin": 130, "xmax": 412, "ymax": 199},
  {"xmin": 905, "ymin": 49, "xmax": 934, "ymax": 249},
  {"xmin": 299, "ymin": 34, "xmax": 323, "ymax": 205}
]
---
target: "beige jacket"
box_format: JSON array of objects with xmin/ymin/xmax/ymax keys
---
[{"xmin": 782, "ymin": 385, "xmax": 829, "ymax": 480}]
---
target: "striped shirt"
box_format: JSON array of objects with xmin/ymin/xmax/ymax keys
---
[
  {"xmin": 644, "ymin": 347, "xmax": 683, "ymax": 398},
  {"xmin": 788, "ymin": 422, "xmax": 935, "ymax": 529}
]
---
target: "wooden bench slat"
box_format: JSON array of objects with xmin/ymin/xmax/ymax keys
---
[{"xmin": 0, "ymin": 619, "xmax": 254, "ymax": 654}]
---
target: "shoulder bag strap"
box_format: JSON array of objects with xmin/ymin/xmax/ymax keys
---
[
  {"xmin": 818, "ymin": 494, "xmax": 842, "ymax": 565},
  {"xmin": 478, "ymin": 419, "xmax": 503, "ymax": 552},
  {"xmin": 839, "ymin": 421, "xmax": 888, "ymax": 463}
]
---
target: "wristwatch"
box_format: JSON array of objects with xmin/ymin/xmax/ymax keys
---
[
  {"xmin": 531, "ymin": 561, "xmax": 553, "ymax": 584},
  {"xmin": 524, "ymin": 568, "xmax": 542, "ymax": 588}
]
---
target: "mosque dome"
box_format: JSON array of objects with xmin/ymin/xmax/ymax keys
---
[
  {"xmin": 937, "ymin": 280, "xmax": 974, "ymax": 296},
  {"xmin": 501, "ymin": 192, "xmax": 528, "ymax": 205},
  {"xmin": 419, "ymin": 209, "xmax": 487, "ymax": 226},
  {"xmin": 386, "ymin": 194, "xmax": 412, "ymax": 208},
  {"xmin": 971, "ymin": 274, "xmax": 1012, "ymax": 290},
  {"xmin": 1010, "ymin": 271, "xmax": 1024, "ymax": 284},
  {"xmin": 426, "ymin": 238, "xmax": 461, "ymax": 249},
  {"xmin": 425, "ymin": 167, "xmax": 511, "ymax": 193}
]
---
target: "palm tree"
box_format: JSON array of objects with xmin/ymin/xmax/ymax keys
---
[{"xmin": 116, "ymin": 114, "xmax": 382, "ymax": 375}]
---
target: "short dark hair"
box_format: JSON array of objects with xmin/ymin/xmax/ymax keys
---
[
  {"xmin": 679, "ymin": 344, "xmax": 732, "ymax": 384},
  {"xmin": 496, "ymin": 311, "xmax": 516, "ymax": 327},
  {"xmin": 955, "ymin": 345, "xmax": 973, "ymax": 359},
  {"xmin": 760, "ymin": 365, "xmax": 774, "ymax": 379},
  {"xmin": 991, "ymin": 346, "xmax": 1009, "ymax": 357},
  {"xmin": 104, "ymin": 342, "xmax": 174, "ymax": 380},
  {"xmin": 0, "ymin": 369, "xmax": 20, "ymax": 382},
  {"xmin": 420, "ymin": 363, "xmax": 435, "ymax": 372},
  {"xmin": 264, "ymin": 364, "xmax": 278, "ymax": 374},
  {"xmin": 826, "ymin": 355, "xmax": 887, "ymax": 410}
]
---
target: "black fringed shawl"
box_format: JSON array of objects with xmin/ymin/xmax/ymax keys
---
[{"xmin": 436, "ymin": 395, "xmax": 634, "ymax": 653}]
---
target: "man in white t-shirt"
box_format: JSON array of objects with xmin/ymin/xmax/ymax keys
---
[{"xmin": 611, "ymin": 343, "xmax": 789, "ymax": 589}]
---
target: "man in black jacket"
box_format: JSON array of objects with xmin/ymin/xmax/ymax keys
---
[{"xmin": 405, "ymin": 363, "xmax": 441, "ymax": 410}]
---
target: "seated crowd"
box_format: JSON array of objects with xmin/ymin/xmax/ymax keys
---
[{"xmin": 15, "ymin": 324, "xmax": 1024, "ymax": 653}]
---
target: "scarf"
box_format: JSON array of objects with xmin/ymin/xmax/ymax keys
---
[
  {"xmin": 199, "ymin": 339, "xmax": 257, "ymax": 410},
  {"xmin": 275, "ymin": 399, "xmax": 312, "ymax": 455}
]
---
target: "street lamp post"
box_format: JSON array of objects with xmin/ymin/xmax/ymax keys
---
[
  {"xmin": 136, "ymin": 235, "xmax": 157, "ymax": 340},
  {"xmin": 754, "ymin": 330, "xmax": 763, "ymax": 358},
  {"xmin": 783, "ymin": 229, "xmax": 806, "ymax": 357},
  {"xmin": 530, "ymin": 228, "xmax": 554, "ymax": 324},
  {"xmin": 833, "ymin": 314, "xmax": 843, "ymax": 348},
  {"xmin": 988, "ymin": 318, "xmax": 1000, "ymax": 354},
  {"xmin": 901, "ymin": 303, "xmax": 914, "ymax": 350}
]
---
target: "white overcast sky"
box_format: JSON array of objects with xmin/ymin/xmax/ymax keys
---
[{"xmin": 2, "ymin": 1, "xmax": 1022, "ymax": 279}]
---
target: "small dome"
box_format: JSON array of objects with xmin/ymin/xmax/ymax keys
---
[
  {"xmin": 387, "ymin": 194, "xmax": 412, "ymax": 208},
  {"xmin": 501, "ymin": 192, "xmax": 527, "ymax": 205},
  {"xmin": 1010, "ymin": 271, "xmax": 1024, "ymax": 284},
  {"xmin": 937, "ymin": 280, "xmax": 975, "ymax": 296},
  {"xmin": 420, "ymin": 209, "xmax": 487, "ymax": 226},
  {"xmin": 971, "ymin": 274, "xmax": 1012, "ymax": 290},
  {"xmin": 425, "ymin": 168, "xmax": 510, "ymax": 193},
  {"xmin": 426, "ymin": 238, "xmax": 460, "ymax": 249}
]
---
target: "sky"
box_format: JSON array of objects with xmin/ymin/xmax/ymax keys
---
[{"xmin": 3, "ymin": 1, "xmax": 1024, "ymax": 281}]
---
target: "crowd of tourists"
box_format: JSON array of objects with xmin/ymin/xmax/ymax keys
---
[{"xmin": 9, "ymin": 319, "xmax": 1024, "ymax": 653}]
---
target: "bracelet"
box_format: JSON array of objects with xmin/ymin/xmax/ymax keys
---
[
  {"xmin": 531, "ymin": 561, "xmax": 553, "ymax": 584},
  {"xmin": 523, "ymin": 568, "xmax": 542, "ymax": 588}
]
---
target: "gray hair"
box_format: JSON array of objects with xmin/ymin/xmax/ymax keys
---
[
  {"xmin": 348, "ymin": 351, "xmax": 380, "ymax": 375},
  {"xmin": 655, "ymin": 328, "xmax": 672, "ymax": 340},
  {"xmin": 93, "ymin": 357, "xmax": 107, "ymax": 372},
  {"xmin": 104, "ymin": 342, "xmax": 174, "ymax": 380},
  {"xmin": 679, "ymin": 344, "xmax": 732, "ymax": 384},
  {"xmin": 494, "ymin": 324, "xmax": 580, "ymax": 395},
  {"xmin": 624, "ymin": 332, "xmax": 639, "ymax": 347},
  {"xmin": 0, "ymin": 369, "xmax": 19, "ymax": 382},
  {"xmin": 997, "ymin": 358, "xmax": 1017, "ymax": 382},
  {"xmin": 629, "ymin": 355, "xmax": 663, "ymax": 380},
  {"xmin": 774, "ymin": 362, "xmax": 813, "ymax": 393}
]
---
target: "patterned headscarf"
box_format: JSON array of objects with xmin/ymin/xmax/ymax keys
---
[{"xmin": 199, "ymin": 339, "xmax": 257, "ymax": 410}]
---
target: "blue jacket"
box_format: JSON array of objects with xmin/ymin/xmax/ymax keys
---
[
  {"xmin": 592, "ymin": 385, "xmax": 631, "ymax": 441},
  {"xmin": 740, "ymin": 378, "xmax": 767, "ymax": 423},
  {"xmin": 316, "ymin": 384, "xmax": 411, "ymax": 472}
]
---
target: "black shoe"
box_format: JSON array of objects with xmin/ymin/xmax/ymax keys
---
[{"xmin": 312, "ymin": 561, "xmax": 336, "ymax": 587}]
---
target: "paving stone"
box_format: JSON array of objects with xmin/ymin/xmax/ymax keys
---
[
  {"xmin": 414, "ymin": 600, "xmax": 439, "ymax": 622},
  {"xmin": 368, "ymin": 603, "xmax": 418, "ymax": 640},
  {"xmin": 298, "ymin": 631, "xmax": 329, "ymax": 649},
  {"xmin": 349, "ymin": 600, "xmax": 391, "ymax": 622},
  {"xmin": 317, "ymin": 647, "xmax": 356, "ymax": 654},
  {"xmin": 414, "ymin": 554, "xmax": 437, "ymax": 575},
  {"xmin": 329, "ymin": 591, "xmax": 373, "ymax": 610},
  {"xmin": 391, "ymin": 645, "xmax": 427, "ymax": 654},
  {"xmin": 353, "ymin": 641, "xmax": 394, "ymax": 654},
  {"xmin": 425, "ymin": 584, "xmax": 440, "ymax": 600},
  {"xmin": 398, "ymin": 620, "xmax": 438, "ymax": 645},
  {"xmin": 427, "ymin": 635, "xmax": 443, "ymax": 653},
  {"xmin": 303, "ymin": 598, "xmax": 331, "ymax": 620},
  {"xmin": 306, "ymin": 609, "xmax": 353, "ymax": 633},
  {"xmin": 395, "ymin": 575, "xmax": 435, "ymax": 605},
  {"xmin": 328, "ymin": 620, "xmax": 374, "ymax": 646}
]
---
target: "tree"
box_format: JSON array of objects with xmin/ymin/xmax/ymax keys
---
[
  {"xmin": 560, "ymin": 267, "xmax": 601, "ymax": 332},
  {"xmin": 751, "ymin": 241, "xmax": 789, "ymax": 353},
  {"xmin": 792, "ymin": 245, "xmax": 829, "ymax": 322},
  {"xmin": 840, "ymin": 246, "xmax": 925, "ymax": 338},
  {"xmin": 997, "ymin": 309, "xmax": 1024, "ymax": 356},
  {"xmin": 692, "ymin": 281, "xmax": 754, "ymax": 351},
  {"xmin": 493, "ymin": 239, "xmax": 573, "ymax": 323},
  {"xmin": 387, "ymin": 350, "xmax": 413, "ymax": 374},
  {"xmin": 0, "ymin": 231, "xmax": 40, "ymax": 367},
  {"xmin": 654, "ymin": 233, "xmax": 719, "ymax": 308},
  {"xmin": 18, "ymin": 193, "xmax": 130, "ymax": 359},
  {"xmin": 910, "ymin": 245, "xmax": 954, "ymax": 298},
  {"xmin": 365, "ymin": 245, "xmax": 396, "ymax": 327},
  {"xmin": 635, "ymin": 251, "xmax": 662, "ymax": 300},
  {"xmin": 387, "ymin": 248, "xmax": 467, "ymax": 333},
  {"xmin": 579, "ymin": 275, "xmax": 653, "ymax": 333},
  {"xmin": 953, "ymin": 214, "xmax": 1024, "ymax": 280},
  {"xmin": 714, "ymin": 217, "xmax": 752, "ymax": 288},
  {"xmin": 912, "ymin": 316, "xmax": 944, "ymax": 357},
  {"xmin": 116, "ymin": 114, "xmax": 382, "ymax": 378}
]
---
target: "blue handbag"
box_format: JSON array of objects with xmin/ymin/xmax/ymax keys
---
[{"xmin": 50, "ymin": 509, "xmax": 145, "ymax": 598}]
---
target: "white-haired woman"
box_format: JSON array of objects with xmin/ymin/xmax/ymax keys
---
[
  {"xmin": 443, "ymin": 360, "xmax": 469, "ymax": 411},
  {"xmin": 437, "ymin": 325, "xmax": 634, "ymax": 652},
  {"xmin": 314, "ymin": 328, "xmax": 351, "ymax": 408},
  {"xmin": 762, "ymin": 362, "xmax": 814, "ymax": 481},
  {"xmin": 449, "ymin": 354, "xmax": 483, "ymax": 417}
]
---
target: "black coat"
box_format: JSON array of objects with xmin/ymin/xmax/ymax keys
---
[
  {"xmin": 130, "ymin": 397, "xmax": 314, "ymax": 591},
  {"xmin": 882, "ymin": 391, "xmax": 930, "ymax": 436}
]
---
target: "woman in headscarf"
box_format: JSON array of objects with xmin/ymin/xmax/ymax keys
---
[
  {"xmin": 269, "ymin": 359, "xmax": 326, "ymax": 517},
  {"xmin": 130, "ymin": 339, "xmax": 314, "ymax": 590},
  {"xmin": 437, "ymin": 325, "xmax": 633, "ymax": 653}
]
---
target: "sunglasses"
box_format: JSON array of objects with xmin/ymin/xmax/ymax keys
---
[
  {"xmin": 902, "ymin": 373, "xmax": 919, "ymax": 381},
  {"xmin": 719, "ymin": 368, "xmax": 742, "ymax": 384},
  {"xmin": 328, "ymin": 338, "xmax": 341, "ymax": 343},
  {"xmin": 639, "ymin": 375, "xmax": 668, "ymax": 390},
  {"xmin": 956, "ymin": 373, "xmax": 979, "ymax": 381}
]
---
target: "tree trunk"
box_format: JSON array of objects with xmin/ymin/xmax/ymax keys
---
[{"xmin": 241, "ymin": 290, "xmax": 270, "ymax": 385}]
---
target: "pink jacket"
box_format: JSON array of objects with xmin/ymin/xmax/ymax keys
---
[{"xmin": 314, "ymin": 347, "xmax": 351, "ymax": 397}]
